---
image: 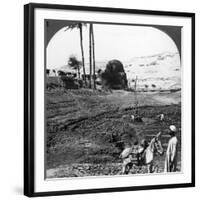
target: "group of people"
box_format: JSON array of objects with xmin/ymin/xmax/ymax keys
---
[{"xmin": 120, "ymin": 124, "xmax": 179, "ymax": 173}]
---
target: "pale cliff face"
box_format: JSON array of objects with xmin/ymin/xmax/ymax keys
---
[
  {"xmin": 124, "ymin": 52, "xmax": 181, "ymax": 90},
  {"xmin": 55, "ymin": 52, "xmax": 181, "ymax": 91}
]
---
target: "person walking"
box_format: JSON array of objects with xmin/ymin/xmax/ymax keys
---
[{"xmin": 164, "ymin": 125, "xmax": 178, "ymax": 172}]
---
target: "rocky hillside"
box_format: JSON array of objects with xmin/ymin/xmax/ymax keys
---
[
  {"xmin": 124, "ymin": 52, "xmax": 181, "ymax": 91},
  {"xmin": 96, "ymin": 52, "xmax": 180, "ymax": 91},
  {"xmin": 55, "ymin": 52, "xmax": 181, "ymax": 91}
]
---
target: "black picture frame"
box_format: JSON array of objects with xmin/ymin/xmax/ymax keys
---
[{"xmin": 24, "ymin": 3, "xmax": 195, "ymax": 197}]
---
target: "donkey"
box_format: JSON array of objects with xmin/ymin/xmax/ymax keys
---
[
  {"xmin": 121, "ymin": 132, "xmax": 164, "ymax": 174},
  {"xmin": 140, "ymin": 132, "xmax": 164, "ymax": 173}
]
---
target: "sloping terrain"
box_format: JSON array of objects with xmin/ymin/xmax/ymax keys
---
[
  {"xmin": 55, "ymin": 52, "xmax": 181, "ymax": 91},
  {"xmin": 124, "ymin": 52, "xmax": 181, "ymax": 90},
  {"xmin": 46, "ymin": 87, "xmax": 181, "ymax": 178}
]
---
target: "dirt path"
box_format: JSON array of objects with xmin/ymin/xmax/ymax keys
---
[{"xmin": 153, "ymin": 95, "xmax": 178, "ymax": 105}]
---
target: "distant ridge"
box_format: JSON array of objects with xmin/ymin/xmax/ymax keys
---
[{"xmin": 54, "ymin": 52, "xmax": 181, "ymax": 90}]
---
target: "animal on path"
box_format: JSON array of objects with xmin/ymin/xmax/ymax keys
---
[{"xmin": 120, "ymin": 132, "xmax": 164, "ymax": 174}]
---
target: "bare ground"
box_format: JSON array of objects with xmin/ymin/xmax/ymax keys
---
[{"xmin": 45, "ymin": 86, "xmax": 181, "ymax": 178}]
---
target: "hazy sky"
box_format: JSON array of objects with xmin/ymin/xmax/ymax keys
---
[{"xmin": 47, "ymin": 24, "xmax": 178, "ymax": 69}]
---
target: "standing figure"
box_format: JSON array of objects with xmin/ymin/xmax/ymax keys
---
[{"xmin": 164, "ymin": 125, "xmax": 178, "ymax": 172}]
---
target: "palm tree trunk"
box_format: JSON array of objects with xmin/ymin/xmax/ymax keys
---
[
  {"xmin": 79, "ymin": 24, "xmax": 86, "ymax": 85},
  {"xmin": 77, "ymin": 65, "xmax": 80, "ymax": 79},
  {"xmin": 91, "ymin": 24, "xmax": 96, "ymax": 89},
  {"xmin": 89, "ymin": 24, "xmax": 92, "ymax": 88}
]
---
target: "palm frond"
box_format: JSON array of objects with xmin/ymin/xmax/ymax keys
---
[{"xmin": 64, "ymin": 22, "xmax": 87, "ymax": 31}]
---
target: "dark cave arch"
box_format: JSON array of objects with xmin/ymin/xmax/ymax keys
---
[{"xmin": 45, "ymin": 20, "xmax": 181, "ymax": 58}]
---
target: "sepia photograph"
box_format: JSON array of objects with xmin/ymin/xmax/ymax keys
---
[{"xmin": 45, "ymin": 20, "xmax": 182, "ymax": 178}]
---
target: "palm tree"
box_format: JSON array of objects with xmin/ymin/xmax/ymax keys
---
[
  {"xmin": 78, "ymin": 23, "xmax": 86, "ymax": 84},
  {"xmin": 65, "ymin": 23, "xmax": 87, "ymax": 84},
  {"xmin": 68, "ymin": 55, "xmax": 81, "ymax": 78},
  {"xmin": 91, "ymin": 24, "xmax": 96, "ymax": 89},
  {"xmin": 88, "ymin": 23, "xmax": 96, "ymax": 89},
  {"xmin": 89, "ymin": 23, "xmax": 92, "ymax": 88}
]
